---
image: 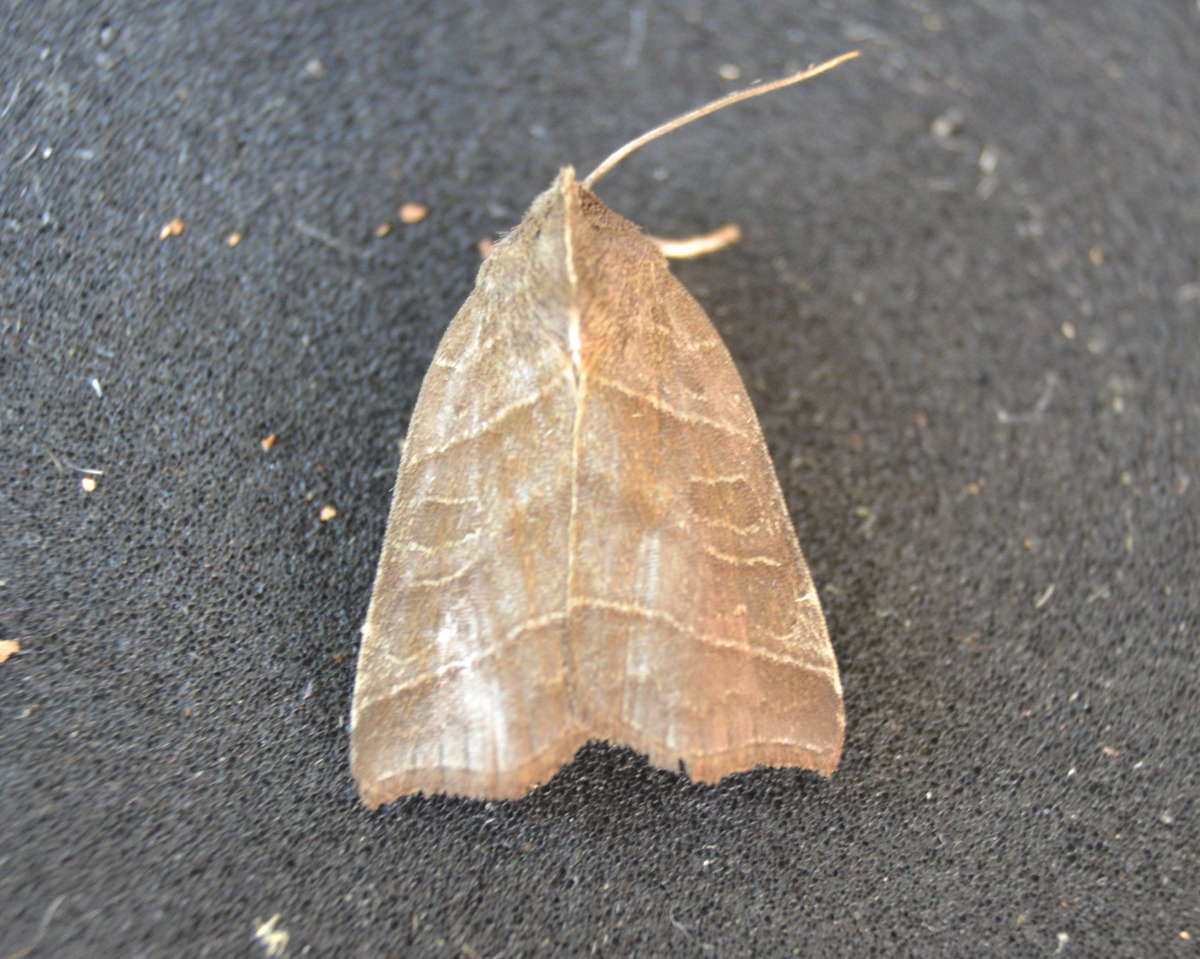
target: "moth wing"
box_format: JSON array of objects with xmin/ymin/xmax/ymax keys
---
[
  {"xmin": 567, "ymin": 186, "xmax": 844, "ymax": 781},
  {"xmin": 351, "ymin": 195, "xmax": 585, "ymax": 805}
]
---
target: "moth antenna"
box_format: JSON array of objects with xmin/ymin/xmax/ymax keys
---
[{"xmin": 582, "ymin": 51, "xmax": 859, "ymax": 189}]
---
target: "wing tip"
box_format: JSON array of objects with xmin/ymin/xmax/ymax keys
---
[
  {"xmin": 684, "ymin": 739, "xmax": 844, "ymax": 785},
  {"xmin": 353, "ymin": 734, "xmax": 589, "ymax": 808},
  {"xmin": 354, "ymin": 728, "xmax": 844, "ymax": 808}
]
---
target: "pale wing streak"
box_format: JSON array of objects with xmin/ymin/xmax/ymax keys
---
[
  {"xmin": 396, "ymin": 529, "xmax": 481, "ymax": 555},
  {"xmin": 430, "ymin": 331, "xmax": 497, "ymax": 373},
  {"xmin": 570, "ymin": 596, "xmax": 823, "ymax": 670},
  {"xmin": 689, "ymin": 473, "xmax": 751, "ymax": 487},
  {"xmin": 405, "ymin": 389, "xmax": 546, "ymax": 468},
  {"xmin": 361, "ymin": 611, "xmax": 568, "ymax": 708},
  {"xmin": 590, "ymin": 374, "xmax": 756, "ymax": 441},
  {"xmin": 703, "ymin": 544, "xmax": 782, "ymax": 567},
  {"xmin": 688, "ymin": 512, "xmax": 763, "ymax": 536},
  {"xmin": 454, "ymin": 332, "xmax": 498, "ymax": 370},
  {"xmin": 680, "ymin": 335, "xmax": 722, "ymax": 353},
  {"xmin": 402, "ymin": 555, "xmax": 482, "ymax": 590},
  {"xmin": 417, "ymin": 495, "xmax": 479, "ymax": 508}
]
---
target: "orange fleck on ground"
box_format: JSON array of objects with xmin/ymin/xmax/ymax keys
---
[{"xmin": 399, "ymin": 202, "xmax": 428, "ymax": 224}]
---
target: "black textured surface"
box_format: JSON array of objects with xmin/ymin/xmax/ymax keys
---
[{"xmin": 3, "ymin": 2, "xmax": 1197, "ymax": 956}]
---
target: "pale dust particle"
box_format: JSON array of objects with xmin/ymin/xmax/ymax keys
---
[
  {"xmin": 978, "ymin": 144, "xmax": 998, "ymax": 174},
  {"xmin": 254, "ymin": 914, "xmax": 289, "ymax": 956},
  {"xmin": 399, "ymin": 202, "xmax": 428, "ymax": 224}
]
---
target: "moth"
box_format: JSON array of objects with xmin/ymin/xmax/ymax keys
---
[{"xmin": 351, "ymin": 53, "xmax": 858, "ymax": 806}]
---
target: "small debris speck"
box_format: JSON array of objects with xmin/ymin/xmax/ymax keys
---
[
  {"xmin": 1061, "ymin": 321, "xmax": 1076, "ymax": 339},
  {"xmin": 254, "ymin": 914, "xmax": 289, "ymax": 956},
  {"xmin": 303, "ymin": 58, "xmax": 325, "ymax": 78},
  {"xmin": 1034, "ymin": 583, "xmax": 1055, "ymax": 609},
  {"xmin": 0, "ymin": 639, "xmax": 20, "ymax": 664},
  {"xmin": 718, "ymin": 63, "xmax": 741, "ymax": 80},
  {"xmin": 399, "ymin": 202, "xmax": 428, "ymax": 224},
  {"xmin": 931, "ymin": 108, "xmax": 963, "ymax": 140},
  {"xmin": 81, "ymin": 476, "xmax": 97, "ymax": 493},
  {"xmin": 1088, "ymin": 246, "xmax": 1104, "ymax": 266},
  {"xmin": 374, "ymin": 222, "xmax": 392, "ymax": 238},
  {"xmin": 227, "ymin": 232, "xmax": 242, "ymax": 247},
  {"xmin": 160, "ymin": 217, "xmax": 185, "ymax": 239},
  {"xmin": 319, "ymin": 505, "xmax": 338, "ymax": 522},
  {"xmin": 260, "ymin": 433, "xmax": 277, "ymax": 452},
  {"xmin": 978, "ymin": 144, "xmax": 998, "ymax": 174}
]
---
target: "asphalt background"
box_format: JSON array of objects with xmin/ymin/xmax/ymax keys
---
[{"xmin": 2, "ymin": 1, "xmax": 1197, "ymax": 956}]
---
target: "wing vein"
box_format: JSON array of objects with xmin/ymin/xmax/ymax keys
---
[{"xmin": 591, "ymin": 373, "xmax": 755, "ymax": 440}]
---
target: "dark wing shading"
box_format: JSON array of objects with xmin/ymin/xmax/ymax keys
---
[{"xmin": 565, "ymin": 180, "xmax": 844, "ymax": 782}]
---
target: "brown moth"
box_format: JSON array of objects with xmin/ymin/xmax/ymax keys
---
[{"xmin": 352, "ymin": 52, "xmax": 858, "ymax": 806}]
